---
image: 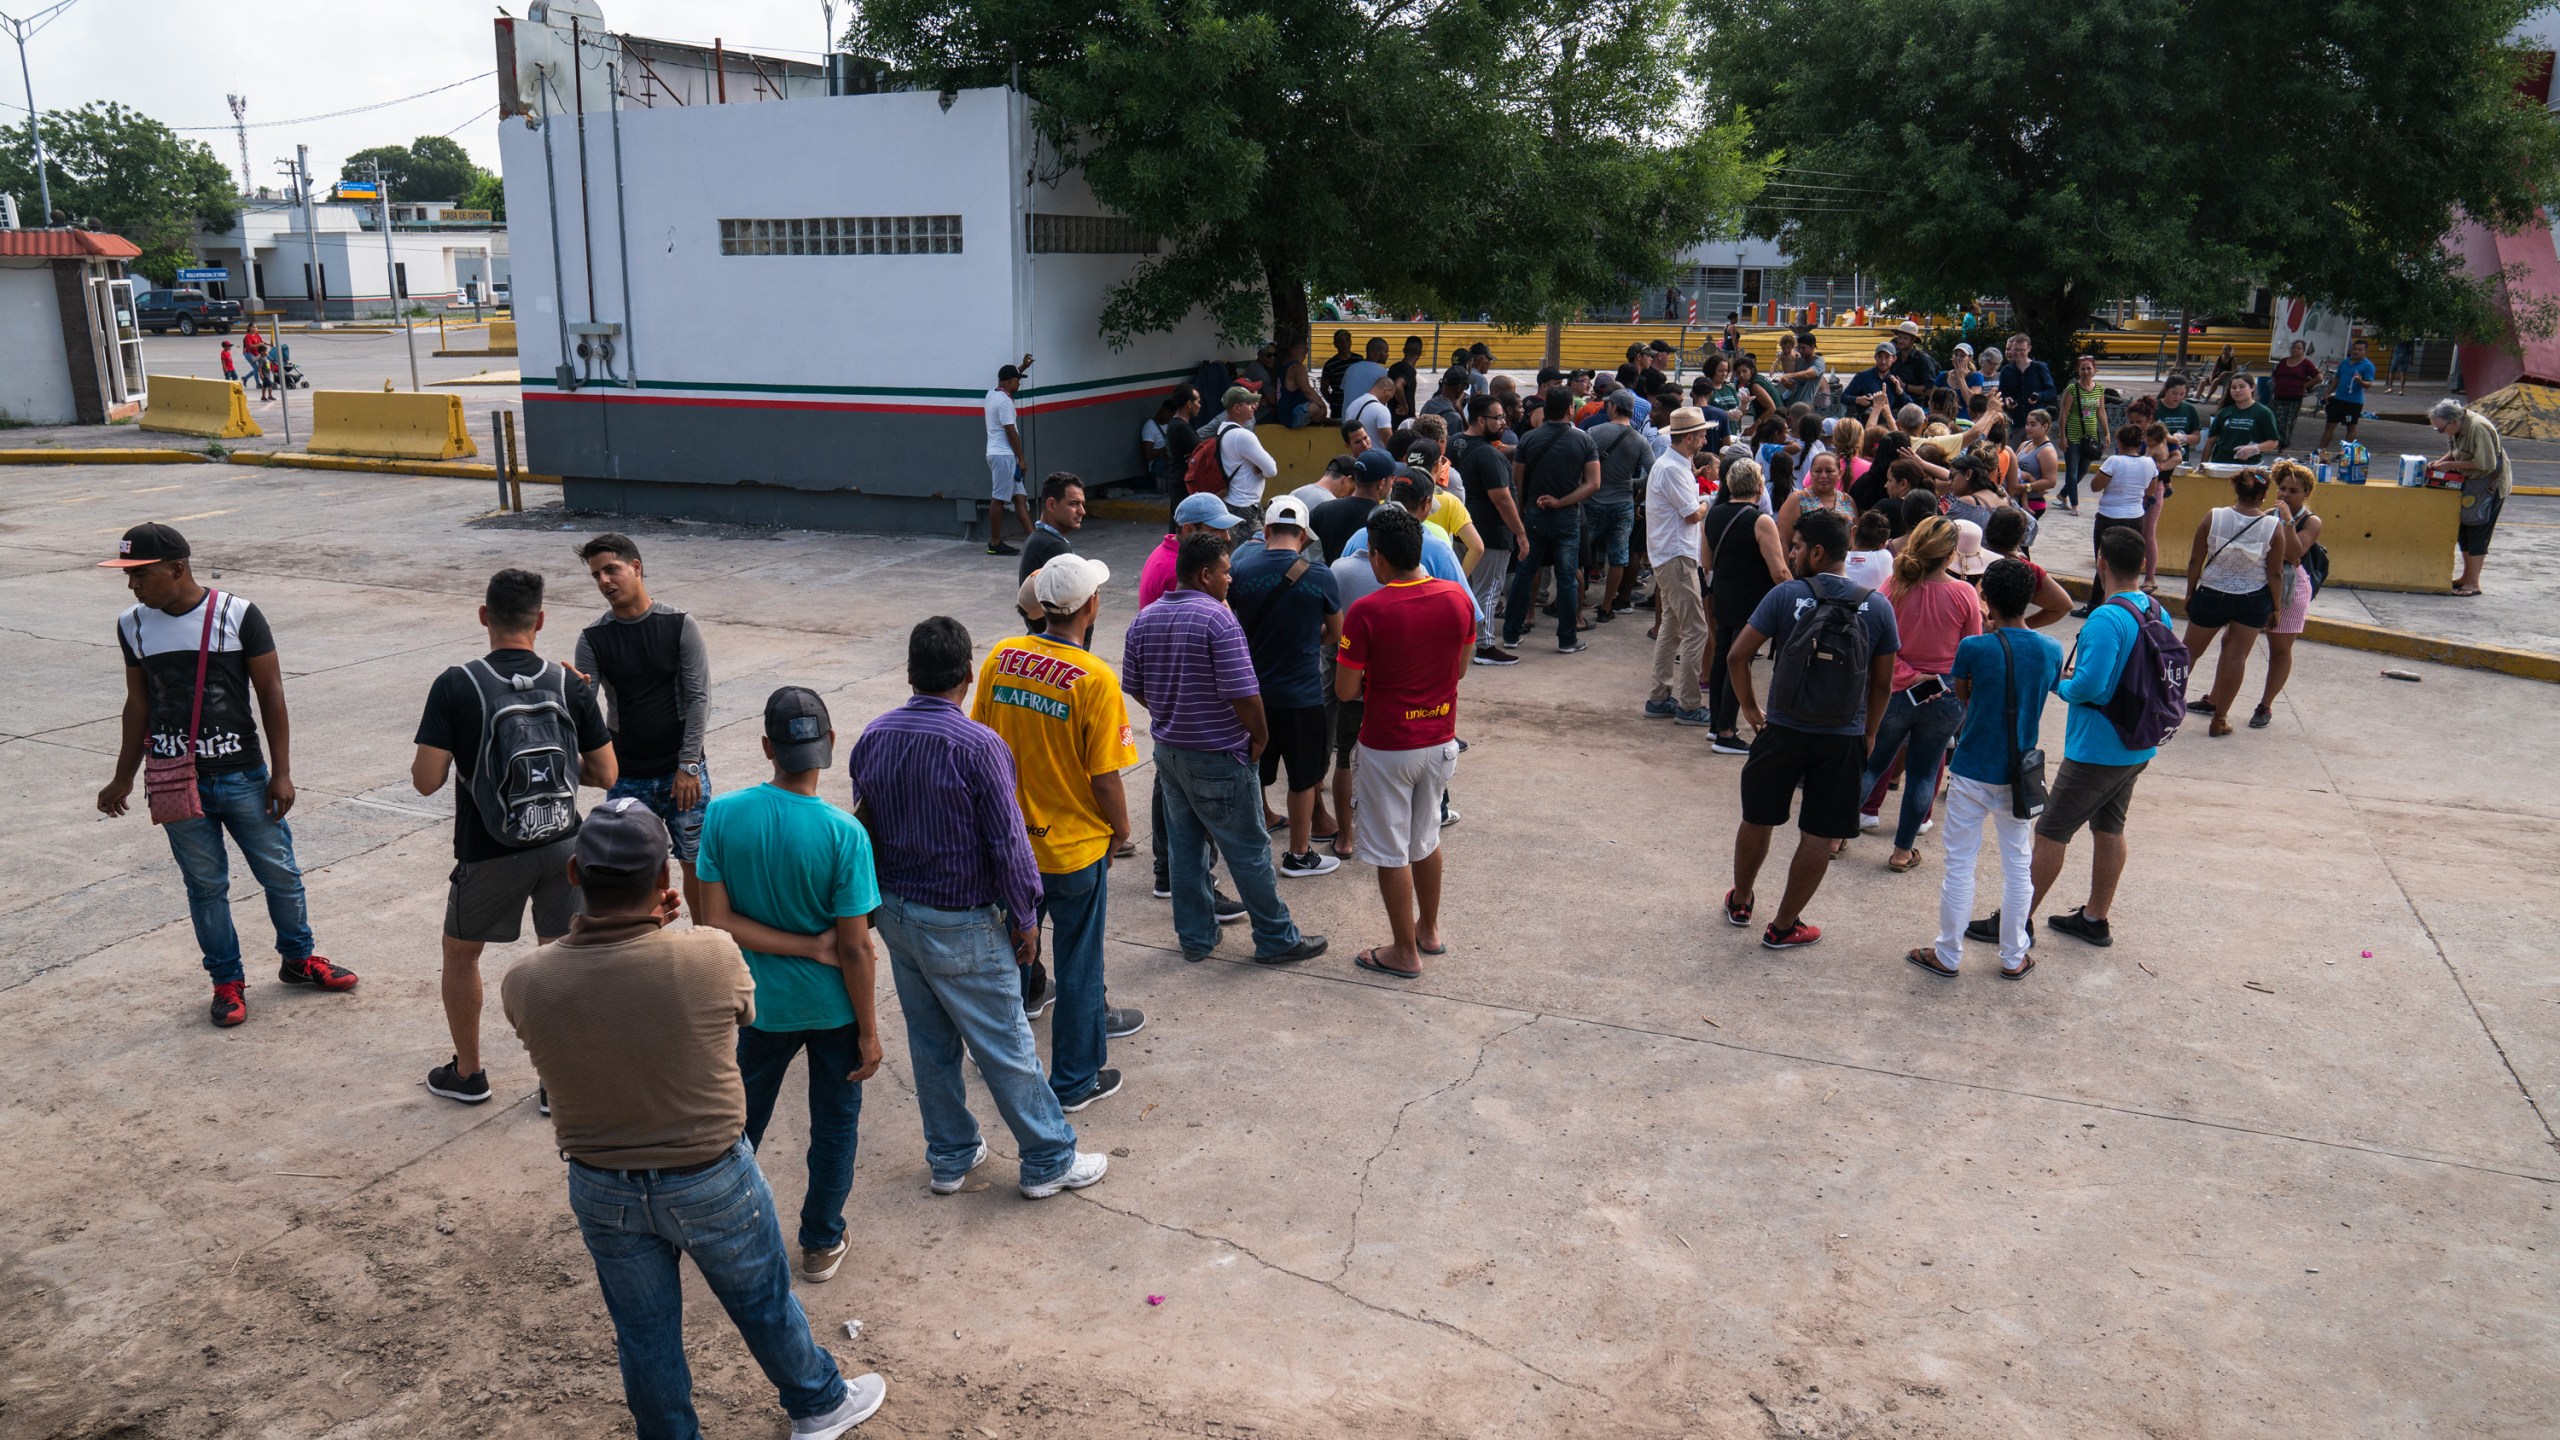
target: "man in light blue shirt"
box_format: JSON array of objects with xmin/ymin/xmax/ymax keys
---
[
  {"xmin": 1340, "ymin": 477, "xmax": 1486, "ymax": 624},
  {"xmin": 2318, "ymin": 336, "xmax": 2378, "ymax": 453},
  {"xmin": 2029, "ymin": 527, "xmax": 2161, "ymax": 950}
]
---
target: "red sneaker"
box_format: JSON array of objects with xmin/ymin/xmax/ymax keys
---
[
  {"xmin": 279, "ymin": 954, "xmax": 359, "ymax": 991},
  {"xmin": 1760, "ymin": 919, "xmax": 1822, "ymax": 950},
  {"xmin": 1722, "ymin": 889, "xmax": 1754, "ymax": 927},
  {"xmin": 211, "ymin": 981, "xmax": 247, "ymax": 1027}
]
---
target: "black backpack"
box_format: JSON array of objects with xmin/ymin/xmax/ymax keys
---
[
  {"xmin": 2293, "ymin": 510, "xmax": 2329, "ymax": 598},
  {"xmin": 464, "ymin": 659, "xmax": 582, "ymax": 847},
  {"xmin": 1767, "ymin": 580, "xmax": 1874, "ymax": 730}
]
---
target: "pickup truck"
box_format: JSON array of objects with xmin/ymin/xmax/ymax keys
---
[{"xmin": 135, "ymin": 289, "xmax": 243, "ymax": 336}]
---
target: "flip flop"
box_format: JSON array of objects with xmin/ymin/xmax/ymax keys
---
[
  {"xmin": 1355, "ymin": 948, "xmax": 1422, "ymax": 979},
  {"xmin": 2450, "ymin": 587, "xmax": 2482, "ymax": 597},
  {"xmin": 1906, "ymin": 946, "xmax": 1959, "ymax": 978},
  {"xmin": 1418, "ymin": 941, "xmax": 1448, "ymax": 956},
  {"xmin": 1888, "ymin": 850, "xmax": 1924, "ymax": 872}
]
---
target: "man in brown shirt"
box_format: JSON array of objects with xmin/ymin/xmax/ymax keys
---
[{"xmin": 501, "ymin": 798, "xmax": 886, "ymax": 1439}]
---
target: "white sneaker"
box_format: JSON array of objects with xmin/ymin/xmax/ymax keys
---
[
  {"xmin": 1918, "ymin": 818, "xmax": 1934, "ymax": 836},
  {"xmin": 1020, "ymin": 1150, "xmax": 1108, "ymax": 1199},
  {"xmin": 1858, "ymin": 811, "xmax": 1882, "ymax": 832},
  {"xmin": 793, "ymin": 1372, "xmax": 888, "ymax": 1437},
  {"xmin": 928, "ymin": 1142, "xmax": 989, "ymax": 1196}
]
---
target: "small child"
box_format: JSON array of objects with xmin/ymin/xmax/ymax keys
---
[
  {"xmin": 219, "ymin": 340, "xmax": 238, "ymax": 383},
  {"xmin": 1841, "ymin": 508, "xmax": 1895, "ymax": 590},
  {"xmin": 1911, "ymin": 557, "xmax": 2063, "ymax": 979}
]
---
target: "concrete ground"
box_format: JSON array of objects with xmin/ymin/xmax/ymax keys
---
[{"xmin": 4, "ymin": 422, "xmax": 2558, "ymax": 1439}]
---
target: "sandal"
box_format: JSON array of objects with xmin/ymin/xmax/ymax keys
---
[
  {"xmin": 2249, "ymin": 705, "xmax": 2272, "ymax": 729},
  {"xmin": 2450, "ymin": 586, "xmax": 2482, "ymax": 597},
  {"xmin": 2209, "ymin": 717, "xmax": 2234, "ymax": 738},
  {"xmin": 1906, "ymin": 946, "xmax": 1959, "ymax": 978},
  {"xmin": 1888, "ymin": 849, "xmax": 1923, "ymax": 872},
  {"xmin": 1354, "ymin": 947, "xmax": 1422, "ymax": 979}
]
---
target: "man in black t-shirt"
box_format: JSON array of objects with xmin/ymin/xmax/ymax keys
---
[
  {"xmin": 1502, "ymin": 390, "xmax": 1602, "ymax": 654},
  {"xmin": 413, "ymin": 568, "xmax": 617, "ymax": 1105},
  {"xmin": 1312, "ymin": 450, "xmax": 1393, "ymax": 563},
  {"xmin": 97, "ymin": 522, "xmax": 357, "ymax": 1029},
  {"xmin": 1016, "ymin": 472, "xmax": 1086, "ymax": 582},
  {"xmin": 1456, "ymin": 395, "xmax": 1527, "ymax": 663},
  {"xmin": 576, "ymin": 532, "xmax": 713, "ymax": 919}
]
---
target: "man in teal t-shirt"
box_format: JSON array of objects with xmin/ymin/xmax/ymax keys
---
[
  {"xmin": 696, "ymin": 687, "xmax": 882, "ymax": 1284},
  {"xmin": 2028, "ymin": 527, "xmax": 2160, "ymax": 953}
]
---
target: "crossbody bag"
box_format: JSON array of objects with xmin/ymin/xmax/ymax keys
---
[
  {"xmin": 145, "ymin": 590, "xmax": 222, "ymax": 825},
  {"xmin": 1998, "ymin": 627, "xmax": 2047, "ymax": 819}
]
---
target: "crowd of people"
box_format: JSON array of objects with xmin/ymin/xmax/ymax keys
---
[{"xmin": 81, "ymin": 317, "xmax": 2511, "ymax": 1437}]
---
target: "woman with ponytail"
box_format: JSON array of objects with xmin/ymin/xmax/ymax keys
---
[{"xmin": 1853, "ymin": 516, "xmax": 1984, "ymax": 870}]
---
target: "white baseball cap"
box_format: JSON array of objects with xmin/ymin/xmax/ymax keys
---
[
  {"xmin": 1263, "ymin": 494, "xmax": 1313, "ymax": 531},
  {"xmin": 1032, "ymin": 553, "xmax": 1112, "ymax": 614}
]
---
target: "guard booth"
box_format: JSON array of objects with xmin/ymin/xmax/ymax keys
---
[
  {"xmin": 494, "ymin": 2, "xmax": 1220, "ymax": 535},
  {"xmin": 0, "ymin": 229, "xmax": 146, "ymax": 424}
]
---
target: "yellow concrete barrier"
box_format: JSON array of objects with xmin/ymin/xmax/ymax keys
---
[
  {"xmin": 1254, "ymin": 423, "xmax": 1344, "ymax": 493},
  {"xmin": 2154, "ymin": 470, "xmax": 2459, "ymax": 594},
  {"xmin": 139, "ymin": 376, "xmax": 262, "ymax": 440},
  {"xmin": 489, "ymin": 319, "xmax": 517, "ymax": 354},
  {"xmin": 306, "ymin": 390, "xmax": 479, "ymax": 461}
]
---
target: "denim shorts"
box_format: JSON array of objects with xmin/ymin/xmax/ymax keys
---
[
  {"xmin": 1584, "ymin": 497, "xmax": 1636, "ymax": 567},
  {"xmin": 607, "ymin": 766, "xmax": 708, "ymax": 862}
]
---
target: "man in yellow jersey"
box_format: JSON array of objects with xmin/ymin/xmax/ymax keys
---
[{"xmin": 973, "ymin": 555, "xmax": 1143, "ymax": 1111}]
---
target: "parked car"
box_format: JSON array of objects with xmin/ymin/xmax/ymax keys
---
[{"xmin": 135, "ymin": 289, "xmax": 243, "ymax": 336}]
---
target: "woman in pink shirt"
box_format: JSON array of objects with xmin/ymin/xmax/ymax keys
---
[{"xmin": 1854, "ymin": 517, "xmax": 1984, "ymax": 870}]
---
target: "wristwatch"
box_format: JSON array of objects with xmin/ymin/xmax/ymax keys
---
[{"xmin": 679, "ymin": 762, "xmax": 703, "ymax": 777}]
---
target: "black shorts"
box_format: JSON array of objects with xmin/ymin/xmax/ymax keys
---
[
  {"xmin": 2458, "ymin": 493, "xmax": 2502, "ymax": 555},
  {"xmin": 2323, "ymin": 396, "xmax": 2363, "ymax": 424},
  {"xmin": 1332, "ymin": 695, "xmax": 1365, "ymax": 766},
  {"xmin": 445, "ymin": 837, "xmax": 581, "ymax": 944},
  {"xmin": 2036, "ymin": 758, "xmax": 2146, "ymax": 842},
  {"xmin": 1259, "ymin": 704, "xmax": 1331, "ymax": 791},
  {"xmin": 2188, "ymin": 584, "xmax": 2274, "ymax": 631},
  {"xmin": 1738, "ymin": 724, "xmax": 1868, "ymax": 840}
]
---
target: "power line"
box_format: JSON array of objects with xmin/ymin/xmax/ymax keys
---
[
  {"xmin": 172, "ymin": 72, "xmax": 493, "ymax": 131},
  {"xmin": 439, "ymin": 102, "xmax": 498, "ymax": 138}
]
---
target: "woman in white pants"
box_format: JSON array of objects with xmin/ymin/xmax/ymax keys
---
[{"xmin": 1911, "ymin": 559, "xmax": 2065, "ymax": 979}]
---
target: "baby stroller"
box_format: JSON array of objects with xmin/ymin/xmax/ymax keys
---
[{"xmin": 272, "ymin": 344, "xmax": 308, "ymax": 390}]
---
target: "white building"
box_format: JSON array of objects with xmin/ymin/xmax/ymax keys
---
[
  {"xmin": 185, "ymin": 199, "xmax": 510, "ymax": 321},
  {"xmin": 494, "ymin": 1, "xmax": 1219, "ymax": 534}
]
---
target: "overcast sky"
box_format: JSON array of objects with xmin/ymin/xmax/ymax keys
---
[{"xmin": 4, "ymin": 0, "xmax": 840, "ymax": 191}]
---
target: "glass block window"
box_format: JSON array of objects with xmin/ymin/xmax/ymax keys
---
[
  {"xmin": 719, "ymin": 216, "xmax": 963, "ymax": 256},
  {"xmin": 1027, "ymin": 213, "xmax": 1157, "ymax": 254}
]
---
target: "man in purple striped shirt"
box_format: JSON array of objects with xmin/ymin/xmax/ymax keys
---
[
  {"xmin": 847, "ymin": 617, "xmax": 1107, "ymax": 1200},
  {"xmin": 1120, "ymin": 535, "xmax": 1327, "ymax": 966}
]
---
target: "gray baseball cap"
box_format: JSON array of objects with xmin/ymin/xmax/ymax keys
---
[
  {"xmin": 764, "ymin": 685, "xmax": 834, "ymax": 771},
  {"xmin": 576, "ymin": 796, "xmax": 670, "ymax": 876}
]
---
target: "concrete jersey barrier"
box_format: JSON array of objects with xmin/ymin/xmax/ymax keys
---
[
  {"xmin": 139, "ymin": 377, "xmax": 263, "ymax": 440},
  {"xmin": 488, "ymin": 319, "xmax": 518, "ymax": 353},
  {"xmin": 2152, "ymin": 471, "xmax": 2459, "ymax": 594},
  {"xmin": 306, "ymin": 391, "xmax": 480, "ymax": 462}
]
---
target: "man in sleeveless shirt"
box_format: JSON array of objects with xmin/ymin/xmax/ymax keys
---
[{"xmin": 577, "ymin": 534, "xmax": 713, "ymax": 919}]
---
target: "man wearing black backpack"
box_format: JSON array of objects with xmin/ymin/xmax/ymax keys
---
[
  {"xmin": 1721, "ymin": 509, "xmax": 1900, "ymax": 950},
  {"xmin": 413, "ymin": 569, "xmax": 618, "ymax": 1104}
]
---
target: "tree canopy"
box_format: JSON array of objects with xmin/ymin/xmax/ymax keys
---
[
  {"xmin": 1693, "ymin": 0, "xmax": 2560, "ymax": 361},
  {"xmin": 458, "ymin": 169, "xmax": 506, "ymax": 221},
  {"xmin": 849, "ymin": 0, "xmax": 1762, "ymax": 349},
  {"xmin": 339, "ymin": 134, "xmax": 488, "ymax": 202},
  {"xmin": 0, "ymin": 103, "xmax": 236, "ymax": 284}
]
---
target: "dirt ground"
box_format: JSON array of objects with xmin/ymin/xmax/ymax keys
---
[{"xmin": 1, "ymin": 457, "xmax": 2555, "ymax": 1439}]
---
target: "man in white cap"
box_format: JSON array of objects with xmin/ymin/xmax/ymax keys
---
[
  {"xmin": 1642, "ymin": 407, "xmax": 1716, "ymax": 725},
  {"xmin": 1225, "ymin": 495, "xmax": 1345, "ymax": 878},
  {"xmin": 972, "ymin": 554, "xmax": 1144, "ymax": 1111}
]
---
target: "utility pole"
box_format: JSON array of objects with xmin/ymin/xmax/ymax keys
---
[
  {"xmin": 225, "ymin": 94, "xmax": 251, "ymax": 195},
  {"xmin": 370, "ymin": 159, "xmax": 418, "ymax": 390},
  {"xmin": 2, "ymin": 0, "xmax": 84, "ymax": 225},
  {"xmin": 294, "ymin": 143, "xmax": 325, "ymax": 328},
  {"xmin": 819, "ymin": 0, "xmax": 836, "ymax": 54}
]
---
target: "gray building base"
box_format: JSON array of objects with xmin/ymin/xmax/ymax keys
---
[{"xmin": 560, "ymin": 477, "xmax": 982, "ymax": 536}]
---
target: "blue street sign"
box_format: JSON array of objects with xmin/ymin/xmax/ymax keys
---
[{"xmin": 176, "ymin": 267, "xmax": 229, "ymax": 283}]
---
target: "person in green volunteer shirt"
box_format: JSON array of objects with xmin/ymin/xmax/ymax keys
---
[
  {"xmin": 694, "ymin": 686, "xmax": 884, "ymax": 1285},
  {"xmin": 2202, "ymin": 374, "xmax": 2282, "ymax": 463},
  {"xmin": 2153, "ymin": 375, "xmax": 2203, "ymax": 464}
]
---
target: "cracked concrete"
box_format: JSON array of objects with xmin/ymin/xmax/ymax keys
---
[{"xmin": 1, "ymin": 456, "xmax": 2555, "ymax": 1438}]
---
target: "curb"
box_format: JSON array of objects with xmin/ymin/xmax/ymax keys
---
[
  {"xmin": 2516, "ymin": 485, "xmax": 2559, "ymax": 497},
  {"xmin": 1087, "ymin": 497, "xmax": 1170, "ymax": 524},
  {"xmin": 2054, "ymin": 575, "xmax": 2559, "ymax": 683},
  {"xmin": 225, "ymin": 452, "xmax": 558, "ymax": 484},
  {"xmin": 0, "ymin": 447, "xmax": 206, "ymax": 465}
]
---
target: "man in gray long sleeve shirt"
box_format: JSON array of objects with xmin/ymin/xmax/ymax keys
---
[{"xmin": 578, "ymin": 532, "xmax": 714, "ymax": 917}]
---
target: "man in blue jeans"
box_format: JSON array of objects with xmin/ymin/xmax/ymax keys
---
[
  {"xmin": 1120, "ymin": 535, "xmax": 1329, "ymax": 966},
  {"xmin": 695, "ymin": 687, "xmax": 883, "ymax": 1283},
  {"xmin": 503, "ymin": 799, "xmax": 885, "ymax": 1440},
  {"xmin": 849, "ymin": 617, "xmax": 1110, "ymax": 1199},
  {"xmin": 1504, "ymin": 387, "xmax": 1602, "ymax": 655},
  {"xmin": 96, "ymin": 522, "xmax": 357, "ymax": 1027},
  {"xmin": 974, "ymin": 556, "xmax": 1143, "ymax": 1111},
  {"xmin": 1582, "ymin": 390, "xmax": 1651, "ymax": 626}
]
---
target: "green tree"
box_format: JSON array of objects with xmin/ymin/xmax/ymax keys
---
[
  {"xmin": 458, "ymin": 168, "xmax": 505, "ymax": 220},
  {"xmin": 0, "ymin": 102, "xmax": 236, "ymax": 284},
  {"xmin": 1693, "ymin": 0, "xmax": 2560, "ymax": 362},
  {"xmin": 849, "ymin": 0, "xmax": 1760, "ymax": 349},
  {"xmin": 340, "ymin": 134, "xmax": 487, "ymax": 201}
]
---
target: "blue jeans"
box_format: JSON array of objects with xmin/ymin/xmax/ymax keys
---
[
  {"xmin": 161, "ymin": 765, "xmax": 314, "ymax": 985},
  {"xmin": 607, "ymin": 764, "xmax": 708, "ymax": 862},
  {"xmin": 1504, "ymin": 508, "xmax": 1583, "ymax": 648},
  {"xmin": 565, "ymin": 1139, "xmax": 847, "ymax": 1440},
  {"xmin": 1038, "ymin": 856, "xmax": 1110, "ymax": 1102},
  {"xmin": 736, "ymin": 1023, "xmax": 862, "ymax": 1251},
  {"xmin": 873, "ymin": 890, "xmax": 1078, "ymax": 1188},
  {"xmin": 1153, "ymin": 741, "xmax": 1299, "ymax": 958},
  {"xmin": 1859, "ymin": 688, "xmax": 1966, "ymax": 851},
  {"xmin": 1583, "ymin": 496, "xmax": 1636, "ymax": 568}
]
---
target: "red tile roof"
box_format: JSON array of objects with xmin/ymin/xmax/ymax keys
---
[{"xmin": 0, "ymin": 230, "xmax": 144, "ymax": 259}]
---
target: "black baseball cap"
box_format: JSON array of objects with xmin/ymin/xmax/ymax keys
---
[
  {"xmin": 765, "ymin": 686, "xmax": 833, "ymax": 771},
  {"xmin": 1647, "ymin": 339, "xmax": 1675, "ymax": 354},
  {"xmin": 577, "ymin": 796, "xmax": 671, "ymax": 876},
  {"xmin": 100, "ymin": 522, "xmax": 189, "ymax": 569}
]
